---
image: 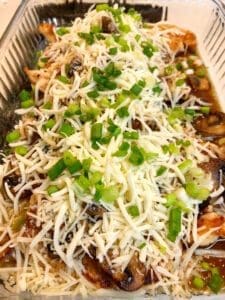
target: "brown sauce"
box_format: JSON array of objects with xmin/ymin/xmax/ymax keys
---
[{"xmin": 204, "ymin": 256, "xmax": 225, "ymax": 279}]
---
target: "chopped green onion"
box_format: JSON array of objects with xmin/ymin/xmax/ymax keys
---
[
  {"xmin": 200, "ymin": 106, "xmax": 210, "ymax": 114},
  {"xmin": 19, "ymin": 89, "xmax": 31, "ymax": 102},
  {"xmin": 47, "ymin": 185, "xmax": 59, "ymax": 195},
  {"xmin": 101, "ymin": 185, "xmax": 119, "ymax": 203},
  {"xmin": 78, "ymin": 32, "xmax": 95, "ymax": 45},
  {"xmin": 21, "ymin": 99, "xmax": 34, "ymax": 108},
  {"xmin": 99, "ymin": 97, "xmax": 111, "ymax": 108},
  {"xmin": 76, "ymin": 175, "xmax": 91, "ymax": 191},
  {"xmin": 123, "ymin": 131, "xmax": 139, "ymax": 140},
  {"xmin": 167, "ymin": 107, "xmax": 185, "ymax": 125},
  {"xmin": 48, "ymin": 158, "xmax": 66, "ymax": 180},
  {"xmin": 184, "ymin": 108, "xmax": 196, "ymax": 116},
  {"xmin": 176, "ymin": 79, "xmax": 185, "ymax": 86},
  {"xmin": 138, "ymin": 242, "xmax": 146, "ymax": 249},
  {"xmin": 63, "ymin": 150, "xmax": 76, "ymax": 167},
  {"xmin": 176, "ymin": 62, "xmax": 183, "ymax": 71},
  {"xmin": 129, "ymin": 145, "xmax": 144, "ymax": 166},
  {"xmin": 89, "ymin": 171, "xmax": 102, "ymax": 185},
  {"xmin": 201, "ymin": 261, "xmax": 210, "ymax": 271},
  {"xmin": 109, "ymin": 47, "xmax": 118, "ymax": 55},
  {"xmin": 164, "ymin": 65, "xmax": 174, "ymax": 76},
  {"xmin": 130, "ymin": 83, "xmax": 143, "ymax": 96},
  {"xmin": 15, "ymin": 146, "xmax": 28, "ymax": 156},
  {"xmin": 192, "ymin": 276, "xmax": 205, "ymax": 289},
  {"xmin": 82, "ymin": 158, "xmax": 92, "ymax": 173},
  {"xmin": 118, "ymin": 23, "xmax": 131, "ymax": 33},
  {"xmin": 65, "ymin": 103, "xmax": 81, "ymax": 117},
  {"xmin": 113, "ymin": 142, "xmax": 130, "ymax": 157},
  {"xmin": 43, "ymin": 101, "xmax": 52, "ymax": 110},
  {"xmin": 135, "ymin": 34, "xmax": 141, "ymax": 42},
  {"xmin": 141, "ymin": 41, "xmax": 157, "ymax": 58},
  {"xmin": 168, "ymin": 143, "xmax": 179, "ymax": 155},
  {"xmin": 156, "ymin": 166, "xmax": 167, "ymax": 177},
  {"xmin": 91, "ymin": 123, "xmax": 103, "ymax": 142},
  {"xmin": 6, "ymin": 130, "xmax": 20, "ymax": 143},
  {"xmin": 43, "ymin": 118, "xmax": 56, "ymax": 131},
  {"xmin": 178, "ymin": 159, "xmax": 192, "ymax": 173},
  {"xmin": 185, "ymin": 182, "xmax": 210, "ymax": 201},
  {"xmin": 167, "ymin": 207, "xmax": 182, "ymax": 242},
  {"xmin": 114, "ymin": 35, "xmax": 129, "ymax": 52},
  {"xmin": 57, "ymin": 75, "xmax": 70, "ymax": 84},
  {"xmin": 59, "ymin": 122, "xmax": 75, "ymax": 137},
  {"xmin": 127, "ymin": 205, "xmax": 140, "ymax": 217},
  {"xmin": 104, "ymin": 62, "xmax": 121, "ymax": 78},
  {"xmin": 96, "ymin": 3, "xmax": 109, "ymax": 11},
  {"xmin": 152, "ymin": 85, "xmax": 162, "ymax": 95},
  {"xmin": 90, "ymin": 25, "xmax": 102, "ymax": 34},
  {"xmin": 56, "ymin": 27, "xmax": 69, "ymax": 36},
  {"xmin": 116, "ymin": 106, "xmax": 129, "ymax": 118},
  {"xmin": 40, "ymin": 57, "xmax": 48, "ymax": 63},
  {"xmin": 107, "ymin": 119, "xmax": 121, "ymax": 137},
  {"xmin": 11, "ymin": 212, "xmax": 26, "ymax": 232},
  {"xmin": 208, "ymin": 272, "xmax": 223, "ymax": 294},
  {"xmin": 127, "ymin": 8, "xmax": 142, "ymax": 22},
  {"xmin": 196, "ymin": 67, "xmax": 207, "ymax": 78},
  {"xmin": 87, "ymin": 90, "xmax": 100, "ymax": 99},
  {"xmin": 67, "ymin": 160, "xmax": 82, "ymax": 174}
]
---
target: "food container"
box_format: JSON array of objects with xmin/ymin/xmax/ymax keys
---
[{"xmin": 0, "ymin": 0, "xmax": 225, "ymax": 299}]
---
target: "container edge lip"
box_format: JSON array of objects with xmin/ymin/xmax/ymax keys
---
[{"xmin": 0, "ymin": 0, "xmax": 30, "ymax": 58}]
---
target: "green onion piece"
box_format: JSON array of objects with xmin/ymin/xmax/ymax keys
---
[
  {"xmin": 99, "ymin": 97, "xmax": 111, "ymax": 108},
  {"xmin": 109, "ymin": 47, "xmax": 118, "ymax": 55},
  {"xmin": 200, "ymin": 106, "xmax": 210, "ymax": 114},
  {"xmin": 56, "ymin": 27, "xmax": 69, "ymax": 36},
  {"xmin": 127, "ymin": 8, "xmax": 142, "ymax": 22},
  {"xmin": 143, "ymin": 151, "xmax": 158, "ymax": 161},
  {"xmin": 176, "ymin": 62, "xmax": 183, "ymax": 71},
  {"xmin": 192, "ymin": 276, "xmax": 205, "ymax": 289},
  {"xmin": 184, "ymin": 108, "xmax": 196, "ymax": 117},
  {"xmin": 19, "ymin": 89, "xmax": 31, "ymax": 102},
  {"xmin": 11, "ymin": 212, "xmax": 26, "ymax": 232},
  {"xmin": 21, "ymin": 99, "xmax": 34, "ymax": 108},
  {"xmin": 156, "ymin": 166, "xmax": 167, "ymax": 177},
  {"xmin": 94, "ymin": 184, "xmax": 103, "ymax": 202},
  {"xmin": 6, "ymin": 130, "xmax": 20, "ymax": 143},
  {"xmin": 48, "ymin": 158, "xmax": 66, "ymax": 180},
  {"xmin": 141, "ymin": 41, "xmax": 157, "ymax": 58},
  {"xmin": 152, "ymin": 85, "xmax": 162, "ymax": 95},
  {"xmin": 118, "ymin": 23, "xmax": 131, "ymax": 33},
  {"xmin": 178, "ymin": 159, "xmax": 192, "ymax": 173},
  {"xmin": 89, "ymin": 171, "xmax": 102, "ymax": 185},
  {"xmin": 43, "ymin": 101, "xmax": 52, "ymax": 109},
  {"xmin": 185, "ymin": 182, "xmax": 210, "ymax": 201},
  {"xmin": 116, "ymin": 106, "xmax": 129, "ymax": 118},
  {"xmin": 57, "ymin": 75, "xmax": 70, "ymax": 84},
  {"xmin": 43, "ymin": 118, "xmax": 56, "ymax": 131},
  {"xmin": 40, "ymin": 57, "xmax": 48, "ymax": 63},
  {"xmin": 208, "ymin": 272, "xmax": 223, "ymax": 294},
  {"xmin": 47, "ymin": 185, "xmax": 59, "ymax": 195},
  {"xmin": 91, "ymin": 123, "xmax": 103, "ymax": 141},
  {"xmin": 80, "ymin": 107, "xmax": 100, "ymax": 122},
  {"xmin": 127, "ymin": 205, "xmax": 140, "ymax": 217},
  {"xmin": 168, "ymin": 143, "xmax": 179, "ymax": 155},
  {"xmin": 65, "ymin": 103, "xmax": 81, "ymax": 117},
  {"xmin": 123, "ymin": 131, "xmax": 139, "ymax": 140},
  {"xmin": 164, "ymin": 65, "xmax": 174, "ymax": 76},
  {"xmin": 196, "ymin": 67, "xmax": 207, "ymax": 78},
  {"xmin": 113, "ymin": 142, "xmax": 130, "ymax": 157},
  {"xmin": 101, "ymin": 185, "xmax": 119, "ymax": 203},
  {"xmin": 67, "ymin": 160, "xmax": 82, "ymax": 174},
  {"xmin": 59, "ymin": 122, "xmax": 75, "ymax": 137},
  {"xmin": 91, "ymin": 25, "xmax": 102, "ymax": 34},
  {"xmin": 165, "ymin": 193, "xmax": 189, "ymax": 212},
  {"xmin": 135, "ymin": 34, "xmax": 141, "ymax": 42},
  {"xmin": 82, "ymin": 158, "xmax": 92, "ymax": 173},
  {"xmin": 15, "ymin": 146, "xmax": 28, "ymax": 156},
  {"xmin": 107, "ymin": 119, "xmax": 121, "ymax": 137},
  {"xmin": 129, "ymin": 145, "xmax": 145, "ymax": 166},
  {"xmin": 87, "ymin": 90, "xmax": 100, "ymax": 99},
  {"xmin": 176, "ymin": 79, "xmax": 185, "ymax": 86},
  {"xmin": 104, "ymin": 62, "xmax": 121, "ymax": 78},
  {"xmin": 130, "ymin": 83, "xmax": 143, "ymax": 96},
  {"xmin": 63, "ymin": 150, "xmax": 76, "ymax": 167},
  {"xmin": 201, "ymin": 261, "xmax": 210, "ymax": 271},
  {"xmin": 167, "ymin": 207, "xmax": 182, "ymax": 242},
  {"xmin": 82, "ymin": 80, "xmax": 89, "ymax": 88},
  {"xmin": 77, "ymin": 175, "xmax": 91, "ymax": 191},
  {"xmin": 167, "ymin": 107, "xmax": 185, "ymax": 125},
  {"xmin": 112, "ymin": 92, "xmax": 127, "ymax": 108},
  {"xmin": 176, "ymin": 139, "xmax": 191, "ymax": 147},
  {"xmin": 114, "ymin": 36, "xmax": 130, "ymax": 52},
  {"xmin": 96, "ymin": 3, "xmax": 109, "ymax": 11},
  {"xmin": 78, "ymin": 32, "xmax": 95, "ymax": 45},
  {"xmin": 138, "ymin": 242, "xmax": 146, "ymax": 249}
]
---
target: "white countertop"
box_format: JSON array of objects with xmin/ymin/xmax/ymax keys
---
[{"xmin": 0, "ymin": 0, "xmax": 21, "ymax": 38}]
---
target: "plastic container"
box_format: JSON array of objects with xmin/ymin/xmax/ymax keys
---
[{"xmin": 0, "ymin": 0, "xmax": 225, "ymax": 299}]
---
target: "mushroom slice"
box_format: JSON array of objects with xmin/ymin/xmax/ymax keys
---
[
  {"xmin": 199, "ymin": 158, "xmax": 225, "ymax": 189},
  {"xmin": 187, "ymin": 75, "xmax": 210, "ymax": 91},
  {"xmin": 82, "ymin": 254, "xmax": 113, "ymax": 288},
  {"xmin": 38, "ymin": 23, "xmax": 56, "ymax": 43},
  {"xmin": 86, "ymin": 204, "xmax": 107, "ymax": 220},
  {"xmin": 24, "ymin": 67, "xmax": 50, "ymax": 92},
  {"xmin": 194, "ymin": 112, "xmax": 225, "ymax": 137},
  {"xmin": 119, "ymin": 252, "xmax": 146, "ymax": 291},
  {"xmin": 101, "ymin": 16, "xmax": 118, "ymax": 33}
]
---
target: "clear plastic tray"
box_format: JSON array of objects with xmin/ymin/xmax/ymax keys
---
[{"xmin": 0, "ymin": 0, "xmax": 225, "ymax": 299}]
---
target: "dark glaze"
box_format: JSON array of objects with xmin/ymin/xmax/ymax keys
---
[{"xmin": 204, "ymin": 256, "xmax": 225, "ymax": 279}]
